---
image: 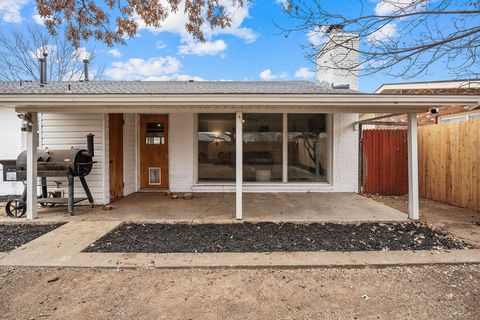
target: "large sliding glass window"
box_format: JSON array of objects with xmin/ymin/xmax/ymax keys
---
[
  {"xmin": 243, "ymin": 113, "xmax": 283, "ymax": 182},
  {"xmin": 197, "ymin": 114, "xmax": 236, "ymax": 182},
  {"xmin": 288, "ymin": 114, "xmax": 328, "ymax": 182}
]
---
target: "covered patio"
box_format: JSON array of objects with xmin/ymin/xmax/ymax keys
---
[
  {"xmin": 2, "ymin": 81, "xmax": 479, "ymax": 222},
  {"xmin": 1, "ymin": 192, "xmax": 407, "ymax": 223}
]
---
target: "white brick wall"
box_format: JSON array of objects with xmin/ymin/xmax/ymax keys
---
[
  {"xmin": 169, "ymin": 113, "xmax": 195, "ymax": 192},
  {"xmin": 316, "ymin": 32, "xmax": 359, "ymax": 90},
  {"xmin": 0, "ymin": 107, "xmax": 25, "ymax": 195},
  {"xmin": 176, "ymin": 112, "xmax": 359, "ymax": 193},
  {"xmin": 332, "ymin": 113, "xmax": 359, "ymax": 192}
]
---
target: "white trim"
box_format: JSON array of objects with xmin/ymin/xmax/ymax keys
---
[
  {"xmin": 193, "ymin": 113, "xmax": 198, "ymax": 185},
  {"xmin": 407, "ymin": 113, "xmax": 419, "ymax": 220},
  {"xmin": 102, "ymin": 114, "xmax": 109, "ymax": 204},
  {"xmin": 375, "ymin": 80, "xmax": 480, "ymax": 93},
  {"xmin": 8, "ymin": 94, "xmax": 480, "ymax": 114},
  {"xmin": 135, "ymin": 114, "xmax": 140, "ymax": 192}
]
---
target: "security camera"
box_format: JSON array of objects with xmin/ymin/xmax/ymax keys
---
[{"xmin": 430, "ymin": 107, "xmax": 440, "ymax": 115}]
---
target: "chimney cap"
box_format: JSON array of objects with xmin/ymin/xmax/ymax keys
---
[{"xmin": 326, "ymin": 24, "xmax": 345, "ymax": 33}]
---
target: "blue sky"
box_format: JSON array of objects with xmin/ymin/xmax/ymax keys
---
[{"xmin": 0, "ymin": 0, "xmax": 471, "ymax": 92}]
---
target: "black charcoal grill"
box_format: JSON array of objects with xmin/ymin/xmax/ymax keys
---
[{"xmin": 3, "ymin": 134, "xmax": 96, "ymax": 217}]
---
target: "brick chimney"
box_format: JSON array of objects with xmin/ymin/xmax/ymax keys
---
[{"xmin": 316, "ymin": 25, "xmax": 359, "ymax": 90}]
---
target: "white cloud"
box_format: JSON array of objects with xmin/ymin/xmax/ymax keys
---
[
  {"xmin": 294, "ymin": 67, "xmax": 315, "ymax": 79},
  {"xmin": 105, "ymin": 56, "xmax": 182, "ymax": 80},
  {"xmin": 156, "ymin": 41, "xmax": 167, "ymax": 49},
  {"xmin": 108, "ymin": 49, "xmax": 122, "ymax": 58},
  {"xmin": 367, "ymin": 23, "xmax": 397, "ymax": 42},
  {"xmin": 307, "ymin": 26, "xmax": 328, "ymax": 46},
  {"xmin": 259, "ymin": 69, "xmax": 287, "ymax": 80},
  {"xmin": 144, "ymin": 74, "xmax": 205, "ymax": 81},
  {"xmin": 74, "ymin": 47, "xmax": 91, "ymax": 60},
  {"xmin": 374, "ymin": 0, "xmax": 420, "ymax": 15},
  {"xmin": 0, "ymin": 0, "xmax": 28, "ymax": 23},
  {"xmin": 178, "ymin": 39, "xmax": 227, "ymax": 56},
  {"xmin": 134, "ymin": 0, "xmax": 257, "ymax": 54},
  {"xmin": 32, "ymin": 13, "xmax": 47, "ymax": 25}
]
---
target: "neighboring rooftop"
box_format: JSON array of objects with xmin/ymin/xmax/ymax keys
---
[
  {"xmin": 375, "ymin": 79, "xmax": 480, "ymax": 94},
  {"xmin": 0, "ymin": 80, "xmax": 357, "ymax": 95}
]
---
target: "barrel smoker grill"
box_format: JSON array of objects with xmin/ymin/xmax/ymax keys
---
[{"xmin": 5, "ymin": 134, "xmax": 96, "ymax": 217}]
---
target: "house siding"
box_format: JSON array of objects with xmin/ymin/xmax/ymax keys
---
[
  {"xmin": 123, "ymin": 113, "xmax": 136, "ymax": 196},
  {"xmin": 0, "ymin": 107, "xmax": 24, "ymax": 195},
  {"xmin": 40, "ymin": 113, "xmax": 106, "ymax": 204}
]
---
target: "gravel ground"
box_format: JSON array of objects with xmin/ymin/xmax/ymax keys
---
[
  {"xmin": 0, "ymin": 224, "xmax": 65, "ymax": 252},
  {"xmin": 0, "ymin": 265, "xmax": 478, "ymax": 320},
  {"xmin": 85, "ymin": 222, "xmax": 471, "ymax": 253}
]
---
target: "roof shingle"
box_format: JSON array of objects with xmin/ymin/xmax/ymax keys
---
[{"xmin": 0, "ymin": 80, "xmax": 357, "ymax": 95}]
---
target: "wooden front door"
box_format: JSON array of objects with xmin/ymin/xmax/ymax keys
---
[
  {"xmin": 109, "ymin": 113, "xmax": 124, "ymax": 200},
  {"xmin": 140, "ymin": 114, "xmax": 169, "ymax": 189}
]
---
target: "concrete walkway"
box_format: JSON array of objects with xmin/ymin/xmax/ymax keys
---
[
  {"xmin": 0, "ymin": 221, "xmax": 479, "ymax": 269},
  {"xmin": 0, "ymin": 221, "xmax": 121, "ymax": 267}
]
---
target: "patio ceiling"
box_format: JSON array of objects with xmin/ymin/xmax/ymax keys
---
[{"xmin": 1, "ymin": 93, "xmax": 479, "ymax": 114}]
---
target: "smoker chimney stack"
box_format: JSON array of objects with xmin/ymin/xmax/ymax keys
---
[
  {"xmin": 86, "ymin": 133, "xmax": 94, "ymax": 157},
  {"xmin": 83, "ymin": 59, "xmax": 89, "ymax": 82}
]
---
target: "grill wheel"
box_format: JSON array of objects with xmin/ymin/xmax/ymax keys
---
[{"xmin": 5, "ymin": 199, "xmax": 27, "ymax": 218}]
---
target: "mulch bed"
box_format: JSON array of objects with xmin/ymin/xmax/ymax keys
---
[
  {"xmin": 85, "ymin": 222, "xmax": 472, "ymax": 253},
  {"xmin": 0, "ymin": 224, "xmax": 65, "ymax": 252}
]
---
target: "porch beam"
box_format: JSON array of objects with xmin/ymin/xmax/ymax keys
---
[
  {"xmin": 353, "ymin": 113, "xmax": 405, "ymax": 125},
  {"xmin": 407, "ymin": 113, "xmax": 420, "ymax": 220},
  {"xmin": 235, "ymin": 111, "xmax": 243, "ymax": 220},
  {"xmin": 26, "ymin": 112, "xmax": 38, "ymax": 220}
]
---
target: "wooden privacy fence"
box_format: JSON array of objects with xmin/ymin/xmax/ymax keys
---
[
  {"xmin": 419, "ymin": 120, "xmax": 480, "ymax": 211},
  {"xmin": 362, "ymin": 129, "xmax": 408, "ymax": 195}
]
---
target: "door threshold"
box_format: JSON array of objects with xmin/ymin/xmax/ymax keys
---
[{"xmin": 138, "ymin": 189, "xmax": 169, "ymax": 193}]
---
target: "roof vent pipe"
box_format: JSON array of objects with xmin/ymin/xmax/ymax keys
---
[
  {"xmin": 38, "ymin": 57, "xmax": 45, "ymax": 85},
  {"xmin": 83, "ymin": 59, "xmax": 89, "ymax": 82},
  {"xmin": 42, "ymin": 52, "xmax": 48, "ymax": 84}
]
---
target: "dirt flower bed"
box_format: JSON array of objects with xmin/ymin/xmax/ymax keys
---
[
  {"xmin": 85, "ymin": 222, "xmax": 472, "ymax": 253},
  {"xmin": 0, "ymin": 224, "xmax": 65, "ymax": 252}
]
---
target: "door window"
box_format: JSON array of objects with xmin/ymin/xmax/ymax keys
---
[{"xmin": 146, "ymin": 122, "xmax": 165, "ymax": 144}]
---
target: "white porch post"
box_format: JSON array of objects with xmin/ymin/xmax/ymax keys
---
[
  {"xmin": 407, "ymin": 113, "xmax": 419, "ymax": 220},
  {"xmin": 282, "ymin": 113, "xmax": 288, "ymax": 183},
  {"xmin": 235, "ymin": 111, "xmax": 243, "ymax": 220},
  {"xmin": 26, "ymin": 112, "xmax": 38, "ymax": 220}
]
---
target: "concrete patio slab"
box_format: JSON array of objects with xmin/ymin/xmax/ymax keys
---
[
  {"xmin": 0, "ymin": 192, "xmax": 408, "ymax": 223},
  {"xmin": 0, "ymin": 221, "xmax": 121, "ymax": 267}
]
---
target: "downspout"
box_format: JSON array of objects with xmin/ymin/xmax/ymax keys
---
[{"xmin": 357, "ymin": 123, "xmax": 363, "ymax": 194}]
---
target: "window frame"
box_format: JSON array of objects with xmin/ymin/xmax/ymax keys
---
[{"xmin": 194, "ymin": 112, "xmax": 333, "ymax": 185}]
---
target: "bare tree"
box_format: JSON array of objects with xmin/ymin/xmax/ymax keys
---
[
  {"xmin": 35, "ymin": 0, "xmax": 247, "ymax": 47},
  {"xmin": 0, "ymin": 24, "xmax": 104, "ymax": 81},
  {"xmin": 280, "ymin": 0, "xmax": 480, "ymax": 78}
]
